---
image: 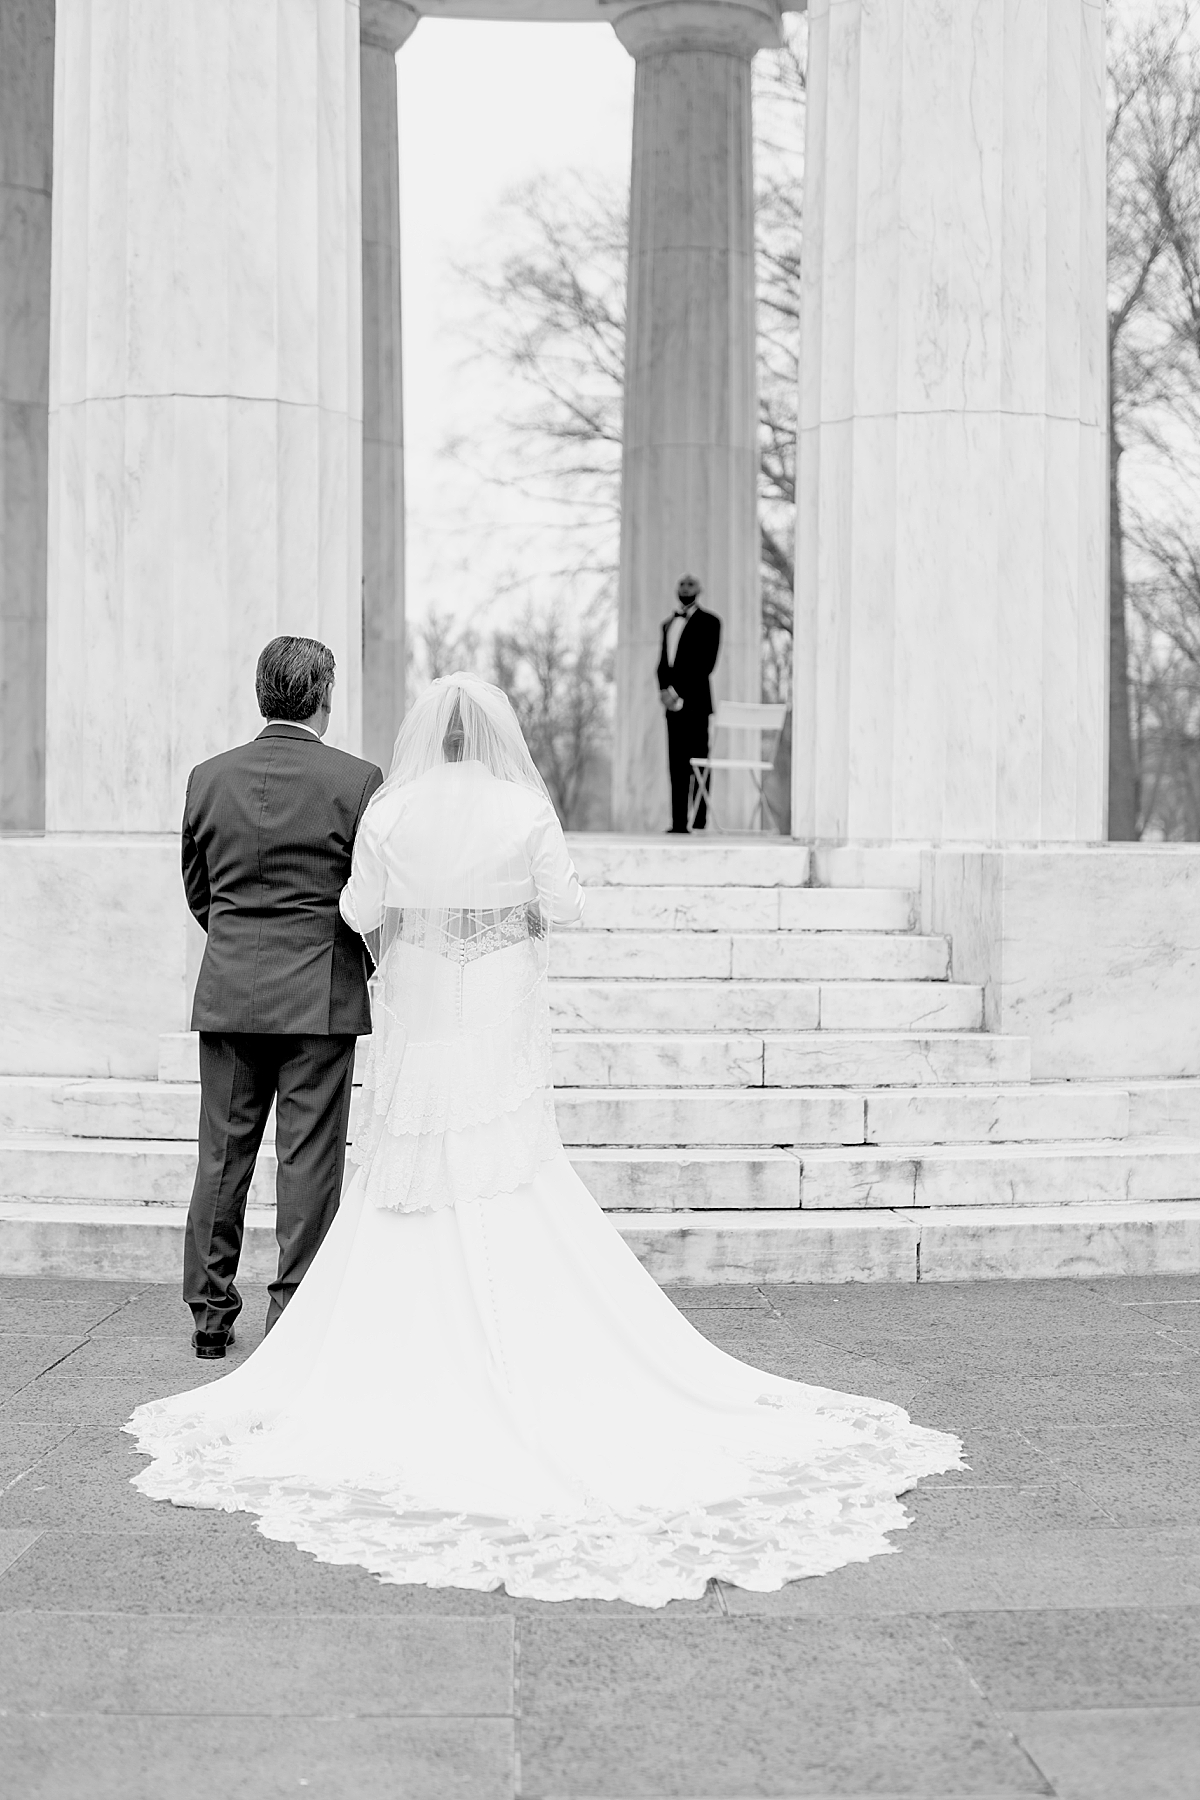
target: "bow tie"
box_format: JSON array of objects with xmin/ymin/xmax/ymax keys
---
[{"xmin": 674, "ymin": 607, "xmax": 693, "ymax": 619}]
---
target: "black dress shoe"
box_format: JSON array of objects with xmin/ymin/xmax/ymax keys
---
[{"xmin": 192, "ymin": 1327, "xmax": 235, "ymax": 1359}]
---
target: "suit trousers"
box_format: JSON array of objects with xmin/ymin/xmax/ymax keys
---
[
  {"xmin": 666, "ymin": 706, "xmax": 710, "ymax": 832},
  {"xmin": 184, "ymin": 1033, "xmax": 357, "ymax": 1335}
]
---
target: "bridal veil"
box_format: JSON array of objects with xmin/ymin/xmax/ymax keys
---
[{"xmin": 339, "ymin": 674, "xmax": 584, "ymax": 1214}]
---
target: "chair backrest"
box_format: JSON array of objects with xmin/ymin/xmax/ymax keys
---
[{"xmin": 713, "ymin": 701, "xmax": 789, "ymax": 734}]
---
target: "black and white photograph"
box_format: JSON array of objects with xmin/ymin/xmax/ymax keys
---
[{"xmin": 1, "ymin": 0, "xmax": 1199, "ymax": 1795}]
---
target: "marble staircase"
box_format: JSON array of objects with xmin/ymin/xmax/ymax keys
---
[{"xmin": 2, "ymin": 836, "xmax": 1199, "ymax": 1284}]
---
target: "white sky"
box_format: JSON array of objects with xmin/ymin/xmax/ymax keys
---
[{"xmin": 397, "ymin": 22, "xmax": 634, "ymax": 639}]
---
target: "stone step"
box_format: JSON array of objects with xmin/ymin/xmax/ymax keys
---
[
  {"xmin": 557, "ymin": 1084, "xmax": 1121, "ymax": 1145},
  {"xmin": 811, "ymin": 845, "xmax": 925, "ymax": 891},
  {"xmin": 557, "ymin": 1035, "xmax": 768, "ymax": 1088},
  {"xmin": 21, "ymin": 1069, "xmax": 1132, "ymax": 1149},
  {"xmin": 55, "ymin": 1045, "xmax": 1051, "ymax": 1149},
  {"xmin": 624, "ymin": 1201, "xmax": 1200, "ymax": 1283},
  {"xmin": 581, "ymin": 886, "xmax": 915, "ymax": 933},
  {"xmin": 60, "ymin": 1083, "xmax": 204, "ymax": 1140},
  {"xmin": 159, "ymin": 1021, "xmax": 1014, "ymax": 1093},
  {"xmin": 551, "ymin": 979, "xmax": 983, "ymax": 1033},
  {"xmin": 1126, "ymin": 1079, "xmax": 1200, "ymax": 1138},
  {"xmin": 552, "ymin": 932, "xmax": 951, "ymax": 982},
  {"xmin": 863, "ymin": 1084, "xmax": 1129, "ymax": 1145},
  {"xmin": 761, "ymin": 1032, "xmax": 1030, "ymax": 1086},
  {"xmin": 7, "ymin": 1126, "xmax": 1182, "ymax": 1216},
  {"xmin": 0, "ymin": 1137, "xmax": 204, "ymax": 1206},
  {"xmin": 561, "ymin": 1033, "xmax": 1034, "ymax": 1090},
  {"xmin": 0, "ymin": 1077, "xmax": 66, "ymax": 1135},
  {"xmin": 4, "ymin": 1198, "xmax": 1198, "ymax": 1285},
  {"xmin": 158, "ymin": 1037, "xmax": 196, "ymax": 1084},
  {"xmin": 816, "ymin": 982, "xmax": 983, "ymax": 1032},
  {"xmin": 565, "ymin": 835, "xmax": 811, "ymax": 888},
  {"xmin": 53, "ymin": 1058, "xmax": 1101, "ymax": 1144},
  {"xmin": 796, "ymin": 1138, "xmax": 1200, "ymax": 1209},
  {"xmin": 53, "ymin": 1082, "xmax": 866, "ymax": 1145},
  {"xmin": 570, "ymin": 1148, "xmax": 800, "ymax": 1210},
  {"xmin": 151, "ymin": 981, "xmax": 985, "ymax": 1073},
  {"xmin": 0, "ymin": 1136, "xmax": 799, "ymax": 1212},
  {"xmin": 16, "ymin": 1066, "xmax": 1176, "ymax": 1160},
  {"xmin": 552, "ymin": 980, "xmax": 825, "ymax": 1033}
]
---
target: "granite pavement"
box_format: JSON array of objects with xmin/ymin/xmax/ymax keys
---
[{"xmin": 1, "ymin": 1271, "xmax": 1198, "ymax": 1799}]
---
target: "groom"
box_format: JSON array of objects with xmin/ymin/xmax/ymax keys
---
[
  {"xmin": 657, "ymin": 574, "xmax": 721, "ymax": 833},
  {"xmin": 181, "ymin": 637, "xmax": 383, "ymax": 1358}
]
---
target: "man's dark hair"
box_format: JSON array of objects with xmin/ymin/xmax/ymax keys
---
[{"xmin": 256, "ymin": 636, "xmax": 336, "ymax": 722}]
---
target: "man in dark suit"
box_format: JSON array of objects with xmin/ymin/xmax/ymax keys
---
[
  {"xmin": 181, "ymin": 636, "xmax": 384, "ymax": 1357},
  {"xmin": 657, "ymin": 574, "xmax": 722, "ymax": 833}
]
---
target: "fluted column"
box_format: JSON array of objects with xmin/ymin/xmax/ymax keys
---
[
  {"xmin": 360, "ymin": 0, "xmax": 416, "ymax": 774},
  {"xmin": 793, "ymin": 0, "xmax": 1107, "ymax": 844},
  {"xmin": 45, "ymin": 0, "xmax": 364, "ymax": 833},
  {"xmin": 0, "ymin": 0, "xmax": 54, "ymax": 831},
  {"xmin": 612, "ymin": 0, "xmax": 780, "ymax": 832}
]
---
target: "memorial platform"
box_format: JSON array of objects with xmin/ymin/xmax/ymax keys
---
[{"xmin": 2, "ymin": 836, "xmax": 1198, "ymax": 1285}]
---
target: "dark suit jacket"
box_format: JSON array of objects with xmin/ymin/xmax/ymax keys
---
[
  {"xmin": 657, "ymin": 606, "xmax": 721, "ymax": 716},
  {"xmin": 183, "ymin": 724, "xmax": 384, "ymax": 1037}
]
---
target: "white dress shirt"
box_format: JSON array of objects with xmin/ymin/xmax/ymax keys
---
[
  {"xmin": 665, "ymin": 602, "xmax": 697, "ymax": 667},
  {"xmin": 266, "ymin": 719, "xmax": 321, "ymax": 738}
]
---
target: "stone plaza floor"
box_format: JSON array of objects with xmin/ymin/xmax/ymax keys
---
[{"xmin": 0, "ymin": 1272, "xmax": 1198, "ymax": 1799}]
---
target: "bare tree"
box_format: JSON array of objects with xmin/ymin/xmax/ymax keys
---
[
  {"xmin": 453, "ymin": 171, "xmax": 626, "ymax": 623},
  {"xmin": 491, "ymin": 607, "xmax": 614, "ymax": 829},
  {"xmin": 1107, "ymin": 3, "xmax": 1200, "ymax": 837},
  {"xmin": 456, "ymin": 21, "xmax": 807, "ymax": 702},
  {"xmin": 407, "ymin": 607, "xmax": 481, "ymax": 700},
  {"xmin": 1126, "ymin": 591, "xmax": 1200, "ymax": 837},
  {"xmin": 405, "ymin": 602, "xmax": 613, "ymax": 827},
  {"xmin": 753, "ymin": 25, "xmax": 806, "ymax": 695}
]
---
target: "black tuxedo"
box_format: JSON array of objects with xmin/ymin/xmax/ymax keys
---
[
  {"xmin": 181, "ymin": 723, "xmax": 383, "ymax": 1334},
  {"xmin": 657, "ymin": 605, "xmax": 721, "ymax": 831}
]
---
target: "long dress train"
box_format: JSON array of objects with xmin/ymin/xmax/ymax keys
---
[{"xmin": 126, "ymin": 757, "xmax": 962, "ymax": 1609}]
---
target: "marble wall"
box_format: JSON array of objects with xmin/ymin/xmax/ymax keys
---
[
  {"xmin": 924, "ymin": 846, "xmax": 1200, "ymax": 1080},
  {"xmin": 793, "ymin": 0, "xmax": 1108, "ymax": 844},
  {"xmin": 0, "ymin": 836, "xmax": 189, "ymax": 1077},
  {"xmin": 0, "ymin": 0, "xmax": 54, "ymax": 831},
  {"xmin": 44, "ymin": 0, "xmax": 365, "ymax": 834}
]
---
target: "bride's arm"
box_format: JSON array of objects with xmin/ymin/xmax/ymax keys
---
[
  {"xmin": 529, "ymin": 802, "xmax": 585, "ymax": 925},
  {"xmin": 339, "ymin": 811, "xmax": 388, "ymax": 936}
]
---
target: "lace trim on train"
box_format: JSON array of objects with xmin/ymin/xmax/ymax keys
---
[{"xmin": 124, "ymin": 1397, "xmax": 963, "ymax": 1608}]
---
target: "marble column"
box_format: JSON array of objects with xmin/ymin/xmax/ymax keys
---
[
  {"xmin": 360, "ymin": 0, "xmax": 416, "ymax": 774},
  {"xmin": 793, "ymin": 0, "xmax": 1107, "ymax": 845},
  {"xmin": 611, "ymin": 0, "xmax": 780, "ymax": 832},
  {"xmin": 45, "ymin": 0, "xmax": 364, "ymax": 833},
  {"xmin": 0, "ymin": 0, "xmax": 54, "ymax": 831}
]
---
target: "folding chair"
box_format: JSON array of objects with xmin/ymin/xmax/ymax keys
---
[{"xmin": 688, "ymin": 701, "xmax": 789, "ymax": 833}]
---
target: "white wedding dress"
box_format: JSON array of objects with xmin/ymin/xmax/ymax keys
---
[{"xmin": 126, "ymin": 698, "xmax": 961, "ymax": 1608}]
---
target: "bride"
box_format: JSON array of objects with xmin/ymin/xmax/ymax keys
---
[{"xmin": 126, "ymin": 673, "xmax": 961, "ymax": 1608}]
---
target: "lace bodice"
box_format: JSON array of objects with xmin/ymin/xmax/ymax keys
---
[{"xmin": 391, "ymin": 902, "xmax": 544, "ymax": 964}]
